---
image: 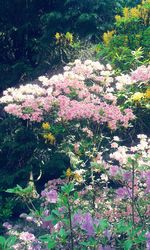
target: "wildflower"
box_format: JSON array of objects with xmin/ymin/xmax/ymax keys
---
[
  {"xmin": 111, "ymin": 142, "xmax": 118, "ymax": 148},
  {"xmin": 65, "ymin": 32, "xmax": 73, "ymax": 44},
  {"xmin": 3, "ymin": 222, "xmax": 12, "ymax": 230},
  {"xmin": 145, "ymin": 232, "xmax": 150, "ymax": 249},
  {"xmin": 131, "ymin": 92, "xmax": 144, "ymax": 101},
  {"xmin": 74, "ymin": 172, "xmax": 82, "ymax": 182},
  {"xmin": 113, "ymin": 136, "xmax": 120, "ymax": 142},
  {"xmin": 42, "ymin": 122, "xmax": 50, "ymax": 130},
  {"xmin": 101, "ymin": 174, "xmax": 108, "ymax": 181},
  {"xmin": 72, "ymin": 213, "xmax": 83, "ymax": 226},
  {"xmin": 123, "ymin": 7, "xmax": 129, "ymax": 18},
  {"xmin": 46, "ymin": 189, "xmax": 58, "ymax": 203},
  {"xmin": 130, "ymin": 7, "xmax": 141, "ymax": 18},
  {"xmin": 55, "ymin": 32, "xmax": 61, "ymax": 41},
  {"xmin": 19, "ymin": 232, "xmax": 35, "ymax": 242},
  {"xmin": 116, "ymin": 187, "xmax": 129, "ymax": 198},
  {"xmin": 66, "ymin": 168, "xmax": 72, "ymax": 177},
  {"xmin": 81, "ymin": 213, "xmax": 95, "ymax": 236},
  {"xmin": 109, "ymin": 165, "xmax": 119, "ymax": 176},
  {"xmin": 145, "ymin": 89, "xmax": 150, "ymax": 99},
  {"xmin": 115, "ymin": 15, "xmax": 121, "ymax": 22},
  {"xmin": 103, "ymin": 30, "xmax": 115, "ymax": 46},
  {"xmin": 43, "ymin": 133, "xmax": 55, "ymax": 144}
]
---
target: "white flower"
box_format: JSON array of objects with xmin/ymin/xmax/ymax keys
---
[
  {"xmin": 64, "ymin": 66, "xmax": 70, "ymax": 71},
  {"xmin": 137, "ymin": 134, "xmax": 147, "ymax": 139},
  {"xmin": 106, "ymin": 64, "xmax": 112, "ymax": 70},
  {"xmin": 74, "ymin": 59, "xmax": 81, "ymax": 65},
  {"xmin": 101, "ymin": 174, "xmax": 108, "ymax": 181},
  {"xmin": 113, "ymin": 136, "xmax": 120, "ymax": 142},
  {"xmin": 38, "ymin": 76, "xmax": 49, "ymax": 85},
  {"xmin": 84, "ymin": 60, "xmax": 92, "ymax": 65}
]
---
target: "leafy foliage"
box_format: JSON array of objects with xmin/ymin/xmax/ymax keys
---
[
  {"xmin": 97, "ymin": 0, "xmax": 150, "ymax": 72},
  {"xmin": 0, "ymin": 0, "xmax": 125, "ymax": 91}
]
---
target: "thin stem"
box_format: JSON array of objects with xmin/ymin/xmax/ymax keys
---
[
  {"xmin": 131, "ymin": 160, "xmax": 135, "ymax": 227},
  {"xmin": 67, "ymin": 197, "xmax": 74, "ymax": 250},
  {"xmin": 91, "ymin": 168, "xmax": 96, "ymax": 215}
]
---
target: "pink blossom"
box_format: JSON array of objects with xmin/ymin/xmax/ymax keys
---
[
  {"xmin": 19, "ymin": 232, "xmax": 35, "ymax": 242},
  {"xmin": 109, "ymin": 165, "xmax": 119, "ymax": 176}
]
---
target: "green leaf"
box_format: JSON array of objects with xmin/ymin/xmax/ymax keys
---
[
  {"xmin": 73, "ymin": 191, "xmax": 78, "ymax": 200},
  {"xmin": 48, "ymin": 239, "xmax": 56, "ymax": 249},
  {"xmin": 6, "ymin": 236, "xmax": 17, "ymax": 247},
  {"xmin": 58, "ymin": 228, "xmax": 68, "ymax": 238},
  {"xmin": 39, "ymin": 234, "xmax": 50, "ymax": 242},
  {"xmin": 0, "ymin": 236, "xmax": 6, "ymax": 246},
  {"xmin": 123, "ymin": 240, "xmax": 133, "ymax": 250},
  {"xmin": 61, "ymin": 183, "xmax": 74, "ymax": 195}
]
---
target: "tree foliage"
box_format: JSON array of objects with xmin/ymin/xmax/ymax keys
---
[{"xmin": 0, "ymin": 0, "xmax": 124, "ymax": 91}]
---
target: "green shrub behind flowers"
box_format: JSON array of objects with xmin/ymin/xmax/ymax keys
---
[{"xmin": 97, "ymin": 0, "xmax": 150, "ymax": 72}]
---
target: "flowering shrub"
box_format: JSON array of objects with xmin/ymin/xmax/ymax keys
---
[
  {"xmin": 2, "ymin": 134, "xmax": 150, "ymax": 249},
  {"xmin": 115, "ymin": 64, "xmax": 150, "ymax": 111},
  {"xmin": 98, "ymin": 0, "xmax": 150, "ymax": 71},
  {"xmin": 1, "ymin": 59, "xmax": 150, "ymax": 249},
  {"xmin": 0, "ymin": 59, "xmax": 135, "ymax": 129}
]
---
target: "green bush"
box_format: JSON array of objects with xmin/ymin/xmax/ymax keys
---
[{"xmin": 96, "ymin": 0, "xmax": 150, "ymax": 72}]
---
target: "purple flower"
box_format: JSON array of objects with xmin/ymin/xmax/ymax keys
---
[
  {"xmin": 109, "ymin": 165, "xmax": 119, "ymax": 176},
  {"xmin": 81, "ymin": 213, "xmax": 95, "ymax": 236},
  {"xmin": 42, "ymin": 219, "xmax": 53, "ymax": 230},
  {"xmin": 146, "ymin": 232, "xmax": 150, "ymax": 250},
  {"xmin": 116, "ymin": 187, "xmax": 129, "ymax": 198},
  {"xmin": 123, "ymin": 171, "xmax": 132, "ymax": 181},
  {"xmin": 146, "ymin": 173, "xmax": 150, "ymax": 193},
  {"xmin": 46, "ymin": 189, "xmax": 58, "ymax": 203},
  {"xmin": 72, "ymin": 212, "xmax": 83, "ymax": 226},
  {"xmin": 3, "ymin": 222, "xmax": 12, "ymax": 230}
]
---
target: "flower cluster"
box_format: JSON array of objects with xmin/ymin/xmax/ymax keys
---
[
  {"xmin": 55, "ymin": 32, "xmax": 73, "ymax": 45},
  {"xmin": 115, "ymin": 0, "xmax": 150, "ymax": 24},
  {"xmin": 103, "ymin": 30, "xmax": 115, "ymax": 46},
  {"xmin": 0, "ymin": 59, "xmax": 135, "ymax": 130}
]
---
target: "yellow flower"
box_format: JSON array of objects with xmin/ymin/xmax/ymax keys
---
[
  {"xmin": 145, "ymin": 89, "xmax": 150, "ymax": 99},
  {"xmin": 131, "ymin": 92, "xmax": 144, "ymax": 101},
  {"xmin": 55, "ymin": 32, "xmax": 61, "ymax": 40},
  {"xmin": 43, "ymin": 133, "xmax": 55, "ymax": 144},
  {"xmin": 42, "ymin": 122, "xmax": 50, "ymax": 130},
  {"xmin": 73, "ymin": 172, "xmax": 82, "ymax": 182},
  {"xmin": 66, "ymin": 168, "xmax": 72, "ymax": 177},
  {"xmin": 103, "ymin": 30, "xmax": 115, "ymax": 46},
  {"xmin": 123, "ymin": 7, "xmax": 130, "ymax": 18},
  {"xmin": 65, "ymin": 32, "xmax": 73, "ymax": 44},
  {"xmin": 130, "ymin": 7, "xmax": 141, "ymax": 18},
  {"xmin": 115, "ymin": 15, "xmax": 121, "ymax": 22}
]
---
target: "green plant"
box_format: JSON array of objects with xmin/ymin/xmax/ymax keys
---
[
  {"xmin": 97, "ymin": 0, "xmax": 150, "ymax": 72},
  {"xmin": 0, "ymin": 235, "xmax": 17, "ymax": 250}
]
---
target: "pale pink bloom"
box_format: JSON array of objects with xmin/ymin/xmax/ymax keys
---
[
  {"xmin": 19, "ymin": 232, "xmax": 35, "ymax": 242},
  {"xmin": 111, "ymin": 142, "xmax": 118, "ymax": 148}
]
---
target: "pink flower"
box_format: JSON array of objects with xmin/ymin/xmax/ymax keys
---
[
  {"xmin": 111, "ymin": 142, "xmax": 118, "ymax": 148},
  {"xmin": 19, "ymin": 232, "xmax": 35, "ymax": 242},
  {"xmin": 109, "ymin": 165, "xmax": 119, "ymax": 176},
  {"xmin": 116, "ymin": 187, "xmax": 129, "ymax": 198}
]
